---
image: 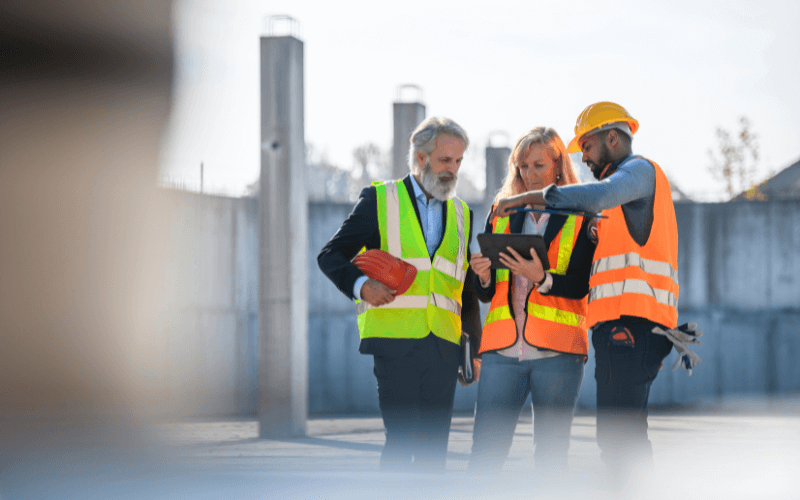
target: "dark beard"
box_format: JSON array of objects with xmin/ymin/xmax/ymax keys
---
[
  {"xmin": 590, "ymin": 163, "xmax": 607, "ymax": 180},
  {"xmin": 588, "ymin": 143, "xmax": 612, "ymax": 180}
]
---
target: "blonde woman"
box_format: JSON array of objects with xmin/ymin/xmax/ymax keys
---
[{"xmin": 468, "ymin": 127, "xmax": 595, "ymax": 474}]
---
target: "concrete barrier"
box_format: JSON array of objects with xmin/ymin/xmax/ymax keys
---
[
  {"xmin": 159, "ymin": 194, "xmax": 800, "ymax": 416},
  {"xmin": 309, "ymin": 200, "xmax": 800, "ymax": 413},
  {"xmin": 157, "ymin": 191, "xmax": 258, "ymax": 416}
]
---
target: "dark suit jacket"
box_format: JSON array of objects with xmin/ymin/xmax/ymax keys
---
[
  {"xmin": 317, "ymin": 175, "xmax": 482, "ymax": 359},
  {"xmin": 474, "ymin": 209, "xmax": 596, "ymax": 315}
]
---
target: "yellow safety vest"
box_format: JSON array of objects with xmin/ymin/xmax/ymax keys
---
[{"xmin": 355, "ymin": 179, "xmax": 470, "ymax": 345}]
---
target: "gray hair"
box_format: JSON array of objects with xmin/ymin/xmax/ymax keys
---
[{"xmin": 407, "ymin": 117, "xmax": 469, "ymax": 174}]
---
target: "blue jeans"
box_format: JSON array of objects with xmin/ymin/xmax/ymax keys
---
[{"xmin": 469, "ymin": 352, "xmax": 585, "ymax": 472}]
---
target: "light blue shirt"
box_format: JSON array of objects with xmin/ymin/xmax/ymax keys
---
[
  {"xmin": 409, "ymin": 174, "xmax": 445, "ymax": 257},
  {"xmin": 354, "ymin": 175, "xmax": 443, "ymax": 300}
]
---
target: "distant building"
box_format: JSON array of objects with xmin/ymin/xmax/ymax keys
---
[
  {"xmin": 455, "ymin": 176, "xmax": 484, "ymax": 204},
  {"xmin": 670, "ymin": 181, "xmax": 691, "ymax": 203},
  {"xmin": 307, "ymin": 161, "xmax": 356, "ymax": 202},
  {"xmin": 732, "ymin": 157, "xmax": 800, "ymax": 201}
]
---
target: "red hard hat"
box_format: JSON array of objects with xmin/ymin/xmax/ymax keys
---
[{"xmin": 353, "ymin": 249, "xmax": 417, "ymax": 295}]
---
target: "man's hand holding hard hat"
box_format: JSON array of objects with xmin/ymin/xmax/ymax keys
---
[{"xmin": 353, "ymin": 250, "xmax": 417, "ymax": 307}]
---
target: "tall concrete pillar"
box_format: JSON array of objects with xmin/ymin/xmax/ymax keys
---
[
  {"xmin": 485, "ymin": 132, "xmax": 511, "ymax": 206},
  {"xmin": 392, "ymin": 84, "xmax": 426, "ymax": 180},
  {"xmin": 259, "ymin": 22, "xmax": 307, "ymax": 437}
]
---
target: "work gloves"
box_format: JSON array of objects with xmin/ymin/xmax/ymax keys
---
[{"xmin": 652, "ymin": 322, "xmax": 703, "ymax": 376}]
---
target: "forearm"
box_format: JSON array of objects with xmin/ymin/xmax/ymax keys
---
[
  {"xmin": 317, "ymin": 187, "xmax": 379, "ymax": 300},
  {"xmin": 506, "ymin": 190, "xmax": 547, "ymax": 207},
  {"xmin": 546, "ymin": 274, "xmax": 589, "ymax": 299},
  {"xmin": 543, "ymin": 183, "xmax": 626, "ymax": 213},
  {"xmin": 544, "ymin": 160, "xmax": 654, "ymax": 213},
  {"xmin": 473, "ymin": 272, "xmax": 495, "ymax": 303},
  {"xmin": 317, "ymin": 246, "xmax": 365, "ymax": 301},
  {"xmin": 462, "ymin": 215, "xmax": 483, "ymax": 355},
  {"xmin": 461, "ymin": 268, "xmax": 482, "ymax": 338},
  {"xmin": 473, "ymin": 209, "xmax": 496, "ymax": 302}
]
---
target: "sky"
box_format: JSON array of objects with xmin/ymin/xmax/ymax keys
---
[{"xmin": 160, "ymin": 0, "xmax": 800, "ymax": 200}]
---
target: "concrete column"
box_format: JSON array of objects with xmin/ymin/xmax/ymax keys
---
[
  {"xmin": 392, "ymin": 85, "xmax": 426, "ymax": 180},
  {"xmin": 259, "ymin": 30, "xmax": 308, "ymax": 437},
  {"xmin": 484, "ymin": 144, "xmax": 511, "ymax": 207}
]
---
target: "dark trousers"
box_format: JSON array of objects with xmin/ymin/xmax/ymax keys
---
[
  {"xmin": 592, "ymin": 317, "xmax": 673, "ymax": 476},
  {"xmin": 372, "ymin": 333, "xmax": 460, "ymax": 472}
]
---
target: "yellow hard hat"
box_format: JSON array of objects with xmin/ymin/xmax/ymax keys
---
[{"xmin": 566, "ymin": 101, "xmax": 639, "ymax": 153}]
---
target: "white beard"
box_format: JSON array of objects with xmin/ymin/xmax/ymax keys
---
[{"xmin": 419, "ymin": 159, "xmax": 458, "ymax": 201}]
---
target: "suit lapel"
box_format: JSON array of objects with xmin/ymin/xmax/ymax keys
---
[
  {"xmin": 433, "ymin": 199, "xmax": 448, "ymax": 258},
  {"xmin": 509, "ymin": 212, "xmax": 525, "ymax": 234},
  {"xmin": 402, "ymin": 175, "xmax": 424, "ymax": 230}
]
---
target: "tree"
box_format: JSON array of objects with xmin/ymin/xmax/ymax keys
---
[
  {"xmin": 349, "ymin": 142, "xmax": 389, "ymax": 200},
  {"xmin": 352, "ymin": 142, "xmax": 387, "ymax": 183},
  {"xmin": 707, "ymin": 116, "xmax": 766, "ymax": 200}
]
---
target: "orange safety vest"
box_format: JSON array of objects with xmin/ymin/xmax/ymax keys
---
[
  {"xmin": 587, "ymin": 157, "xmax": 679, "ymax": 329},
  {"xmin": 480, "ymin": 211, "xmax": 589, "ymax": 356}
]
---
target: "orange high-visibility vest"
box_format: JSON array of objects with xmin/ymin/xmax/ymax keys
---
[
  {"xmin": 480, "ymin": 211, "xmax": 588, "ymax": 356},
  {"xmin": 587, "ymin": 157, "xmax": 679, "ymax": 329}
]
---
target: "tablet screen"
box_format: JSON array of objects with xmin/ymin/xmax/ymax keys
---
[{"xmin": 476, "ymin": 233, "xmax": 550, "ymax": 270}]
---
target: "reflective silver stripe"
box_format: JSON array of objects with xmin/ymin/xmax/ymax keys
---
[
  {"xmin": 404, "ymin": 257, "xmax": 431, "ymax": 271},
  {"xmin": 384, "ymin": 182, "xmax": 402, "ymax": 257},
  {"xmin": 432, "ymin": 255, "xmax": 466, "ymax": 281},
  {"xmin": 452, "ymin": 197, "xmax": 466, "ymax": 274},
  {"xmin": 588, "ymin": 279, "xmax": 677, "ymax": 308},
  {"xmin": 430, "ymin": 292, "xmax": 461, "ymax": 316},
  {"xmin": 356, "ymin": 292, "xmax": 461, "ymax": 316},
  {"xmin": 356, "ymin": 295, "xmax": 429, "ymax": 315},
  {"xmin": 591, "ymin": 252, "xmax": 679, "ymax": 286}
]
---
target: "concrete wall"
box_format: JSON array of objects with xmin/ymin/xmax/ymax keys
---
[
  {"xmin": 158, "ymin": 190, "xmax": 259, "ymax": 416},
  {"xmin": 308, "ymin": 200, "xmax": 800, "ymax": 413},
  {"xmin": 161, "ymin": 194, "xmax": 800, "ymax": 416},
  {"xmin": 307, "ymin": 202, "xmax": 379, "ymax": 412}
]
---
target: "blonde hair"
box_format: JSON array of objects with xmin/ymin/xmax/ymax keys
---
[{"xmin": 494, "ymin": 127, "xmax": 580, "ymax": 203}]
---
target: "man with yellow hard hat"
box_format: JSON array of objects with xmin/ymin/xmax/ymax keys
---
[{"xmin": 493, "ymin": 102, "xmax": 697, "ymax": 484}]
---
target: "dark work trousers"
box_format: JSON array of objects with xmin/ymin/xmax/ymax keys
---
[
  {"xmin": 372, "ymin": 333, "xmax": 460, "ymax": 472},
  {"xmin": 592, "ymin": 317, "xmax": 673, "ymax": 479}
]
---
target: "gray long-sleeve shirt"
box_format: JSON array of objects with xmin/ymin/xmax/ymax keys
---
[{"xmin": 543, "ymin": 155, "xmax": 656, "ymax": 245}]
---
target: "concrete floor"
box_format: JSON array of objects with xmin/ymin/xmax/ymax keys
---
[{"xmin": 2, "ymin": 395, "xmax": 799, "ymax": 499}]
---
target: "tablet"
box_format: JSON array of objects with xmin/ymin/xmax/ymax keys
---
[{"xmin": 477, "ymin": 233, "xmax": 550, "ymax": 270}]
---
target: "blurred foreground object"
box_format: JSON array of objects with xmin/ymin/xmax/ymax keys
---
[{"xmin": 0, "ymin": 0, "xmax": 173, "ymax": 418}]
